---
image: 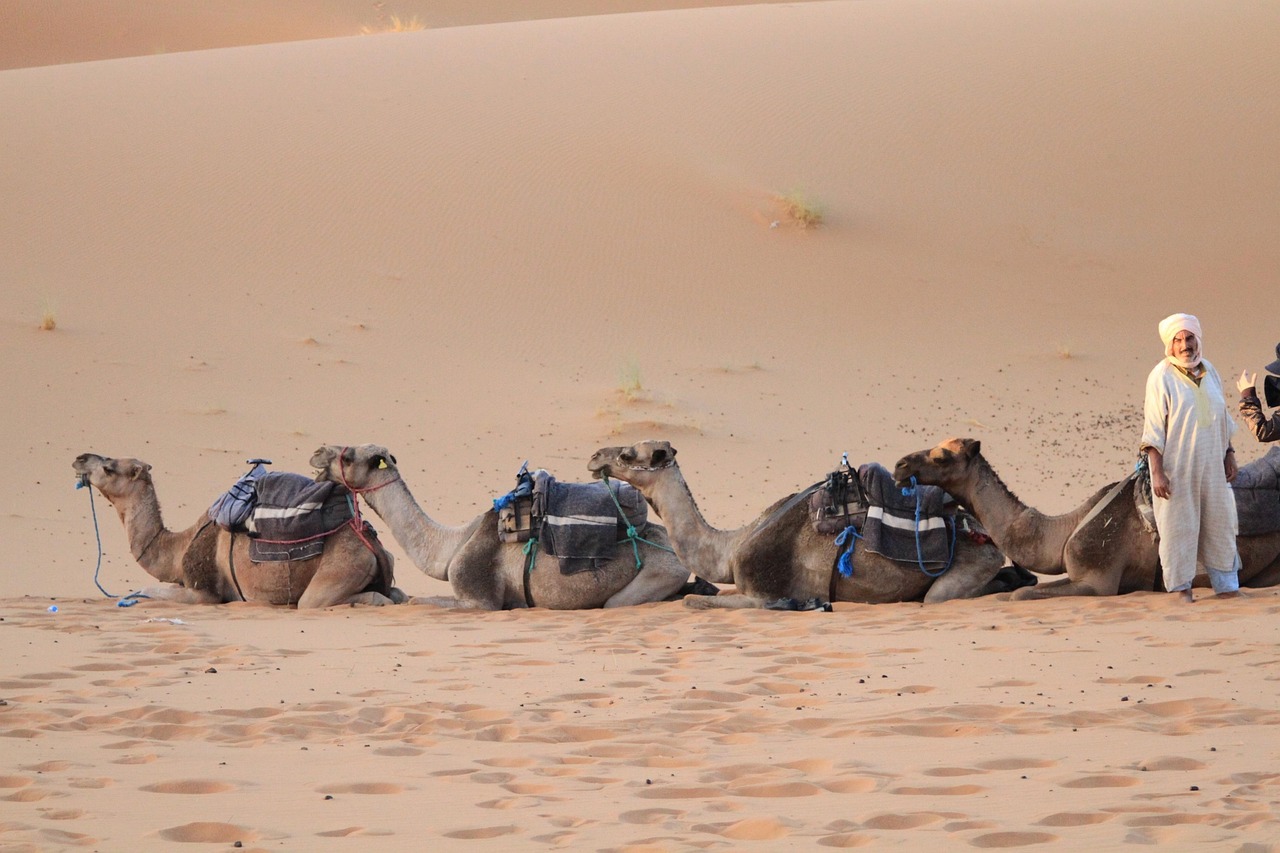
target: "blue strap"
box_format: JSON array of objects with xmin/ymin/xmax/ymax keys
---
[
  {"xmin": 901, "ymin": 476, "xmax": 956, "ymax": 578},
  {"xmin": 834, "ymin": 524, "xmax": 862, "ymax": 577}
]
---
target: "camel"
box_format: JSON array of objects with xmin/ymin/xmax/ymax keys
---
[
  {"xmin": 308, "ymin": 444, "xmax": 695, "ymax": 609},
  {"xmin": 73, "ymin": 453, "xmax": 400, "ymax": 607},
  {"xmin": 587, "ymin": 440, "xmax": 1016, "ymax": 609},
  {"xmin": 892, "ymin": 438, "xmax": 1280, "ymax": 599}
]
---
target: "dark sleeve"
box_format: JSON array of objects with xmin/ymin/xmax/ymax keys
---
[{"xmin": 1240, "ymin": 391, "xmax": 1280, "ymax": 443}]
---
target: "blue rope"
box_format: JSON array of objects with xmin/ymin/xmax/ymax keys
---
[
  {"xmin": 78, "ymin": 481, "xmax": 149, "ymax": 607},
  {"xmin": 834, "ymin": 524, "xmax": 862, "ymax": 577},
  {"xmin": 900, "ymin": 476, "xmax": 956, "ymax": 578}
]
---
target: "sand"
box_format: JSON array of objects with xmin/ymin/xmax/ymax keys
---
[{"xmin": 2, "ymin": 0, "xmax": 1278, "ymax": 849}]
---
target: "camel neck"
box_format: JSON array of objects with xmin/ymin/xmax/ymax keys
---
[
  {"xmin": 364, "ymin": 476, "xmax": 470, "ymax": 582},
  {"xmin": 964, "ymin": 457, "xmax": 1079, "ymax": 573},
  {"xmin": 116, "ymin": 487, "xmax": 184, "ymax": 583},
  {"xmin": 641, "ymin": 467, "xmax": 738, "ymax": 584}
]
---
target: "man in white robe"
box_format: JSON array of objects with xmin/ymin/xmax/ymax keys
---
[{"xmin": 1140, "ymin": 313, "xmax": 1240, "ymax": 600}]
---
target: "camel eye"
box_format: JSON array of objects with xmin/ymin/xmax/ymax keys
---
[
  {"xmin": 620, "ymin": 449, "xmax": 636, "ymax": 463},
  {"xmin": 651, "ymin": 449, "xmax": 668, "ymax": 465}
]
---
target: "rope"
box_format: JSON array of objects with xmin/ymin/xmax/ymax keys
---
[
  {"xmin": 900, "ymin": 476, "xmax": 957, "ymax": 578},
  {"xmin": 601, "ymin": 474, "xmax": 676, "ymax": 569},
  {"xmin": 77, "ymin": 480, "xmax": 149, "ymax": 607},
  {"xmin": 834, "ymin": 524, "xmax": 863, "ymax": 577}
]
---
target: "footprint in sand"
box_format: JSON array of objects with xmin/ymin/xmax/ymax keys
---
[
  {"xmin": 861, "ymin": 813, "xmax": 945, "ymax": 830},
  {"xmin": 39, "ymin": 829, "xmax": 97, "ymax": 847},
  {"xmin": 889, "ymin": 784, "xmax": 985, "ymax": 796},
  {"xmin": 441, "ymin": 824, "xmax": 520, "ymax": 839},
  {"xmin": 969, "ymin": 830, "xmax": 1058, "ymax": 847},
  {"xmin": 140, "ymin": 779, "xmax": 236, "ymax": 794},
  {"xmin": 158, "ymin": 822, "xmax": 255, "ymax": 843},
  {"xmin": 1035, "ymin": 812, "xmax": 1113, "ymax": 827},
  {"xmin": 694, "ymin": 816, "xmax": 791, "ymax": 841},
  {"xmin": 316, "ymin": 782, "xmax": 405, "ymax": 795},
  {"xmin": 1060, "ymin": 774, "xmax": 1141, "ymax": 789},
  {"xmin": 618, "ymin": 807, "xmax": 685, "ymax": 825}
]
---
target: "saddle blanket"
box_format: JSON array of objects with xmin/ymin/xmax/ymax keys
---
[
  {"xmin": 534, "ymin": 472, "xmax": 648, "ymax": 575},
  {"xmin": 1233, "ymin": 446, "xmax": 1280, "ymax": 536},
  {"xmin": 247, "ymin": 473, "xmax": 355, "ymax": 563},
  {"xmin": 857, "ymin": 463, "xmax": 954, "ymax": 568}
]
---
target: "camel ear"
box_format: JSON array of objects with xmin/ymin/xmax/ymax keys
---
[
  {"xmin": 962, "ymin": 439, "xmax": 981, "ymax": 458},
  {"xmin": 310, "ymin": 446, "xmax": 337, "ymax": 468},
  {"xmin": 128, "ymin": 462, "xmax": 152, "ymax": 481},
  {"xmin": 389, "ymin": 453, "xmax": 397, "ymax": 466}
]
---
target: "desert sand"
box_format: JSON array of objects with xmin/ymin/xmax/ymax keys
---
[{"xmin": 2, "ymin": 0, "xmax": 1278, "ymax": 849}]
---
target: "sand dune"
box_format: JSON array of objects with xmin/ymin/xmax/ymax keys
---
[{"xmin": 2, "ymin": 0, "xmax": 1279, "ymax": 849}]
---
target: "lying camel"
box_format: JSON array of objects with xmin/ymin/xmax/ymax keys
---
[
  {"xmin": 309, "ymin": 445, "xmax": 694, "ymax": 609},
  {"xmin": 73, "ymin": 453, "xmax": 400, "ymax": 607},
  {"xmin": 587, "ymin": 440, "xmax": 1014, "ymax": 608},
  {"xmin": 893, "ymin": 438, "xmax": 1280, "ymax": 599}
]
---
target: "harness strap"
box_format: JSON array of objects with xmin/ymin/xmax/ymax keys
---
[
  {"xmin": 1067, "ymin": 471, "xmax": 1136, "ymax": 544},
  {"xmin": 228, "ymin": 531, "xmax": 248, "ymax": 602},
  {"xmin": 522, "ymin": 537, "xmax": 539, "ymax": 608}
]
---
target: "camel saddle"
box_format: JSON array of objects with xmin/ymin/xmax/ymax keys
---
[
  {"xmin": 810, "ymin": 459, "xmax": 960, "ymax": 570},
  {"xmin": 246, "ymin": 473, "xmax": 358, "ymax": 563},
  {"xmin": 493, "ymin": 466, "xmax": 648, "ymax": 575}
]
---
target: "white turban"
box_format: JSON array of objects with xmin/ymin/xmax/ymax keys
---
[{"xmin": 1158, "ymin": 313, "xmax": 1203, "ymax": 369}]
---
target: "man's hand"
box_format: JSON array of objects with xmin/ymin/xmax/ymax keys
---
[{"xmin": 1238, "ymin": 369, "xmax": 1257, "ymax": 395}]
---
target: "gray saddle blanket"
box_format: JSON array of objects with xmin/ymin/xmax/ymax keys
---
[
  {"xmin": 248, "ymin": 473, "xmax": 355, "ymax": 563},
  {"xmin": 1233, "ymin": 446, "xmax": 1280, "ymax": 536},
  {"xmin": 858, "ymin": 463, "xmax": 954, "ymax": 568},
  {"xmin": 534, "ymin": 472, "xmax": 648, "ymax": 575}
]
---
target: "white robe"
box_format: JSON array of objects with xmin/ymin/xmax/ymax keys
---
[{"xmin": 1140, "ymin": 358, "xmax": 1238, "ymax": 590}]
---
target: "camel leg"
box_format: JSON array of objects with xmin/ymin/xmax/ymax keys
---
[
  {"xmin": 1010, "ymin": 577, "xmax": 1107, "ymax": 600},
  {"xmin": 603, "ymin": 566, "xmax": 691, "ymax": 608},
  {"xmin": 131, "ymin": 583, "xmax": 224, "ymax": 605},
  {"xmin": 296, "ymin": 561, "xmax": 383, "ymax": 609},
  {"xmin": 683, "ymin": 593, "xmax": 765, "ymax": 610}
]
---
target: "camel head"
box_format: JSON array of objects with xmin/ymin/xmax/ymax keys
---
[
  {"xmin": 72, "ymin": 453, "xmax": 153, "ymax": 502},
  {"xmin": 588, "ymin": 440, "xmax": 677, "ymax": 488},
  {"xmin": 310, "ymin": 444, "xmax": 400, "ymax": 491},
  {"xmin": 893, "ymin": 438, "xmax": 982, "ymax": 489}
]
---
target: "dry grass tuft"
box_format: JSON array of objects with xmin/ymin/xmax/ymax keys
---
[
  {"xmin": 360, "ymin": 15, "xmax": 426, "ymax": 34},
  {"xmin": 777, "ymin": 191, "xmax": 824, "ymax": 228},
  {"xmin": 1056, "ymin": 342, "xmax": 1074, "ymax": 359},
  {"xmin": 39, "ymin": 301, "xmax": 57, "ymax": 331},
  {"xmin": 617, "ymin": 359, "xmax": 646, "ymax": 402}
]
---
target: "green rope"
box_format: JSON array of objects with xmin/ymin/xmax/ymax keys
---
[
  {"xmin": 601, "ymin": 474, "xmax": 676, "ymax": 570},
  {"xmin": 522, "ymin": 536, "xmax": 538, "ymax": 573}
]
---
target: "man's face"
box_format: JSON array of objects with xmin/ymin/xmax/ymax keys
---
[{"xmin": 1172, "ymin": 330, "xmax": 1200, "ymax": 362}]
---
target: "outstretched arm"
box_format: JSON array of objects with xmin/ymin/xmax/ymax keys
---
[{"xmin": 1239, "ymin": 388, "xmax": 1280, "ymax": 443}]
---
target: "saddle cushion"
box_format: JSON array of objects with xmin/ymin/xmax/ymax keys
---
[
  {"xmin": 534, "ymin": 472, "xmax": 647, "ymax": 575},
  {"xmin": 247, "ymin": 473, "xmax": 354, "ymax": 563},
  {"xmin": 856, "ymin": 463, "xmax": 954, "ymax": 568}
]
